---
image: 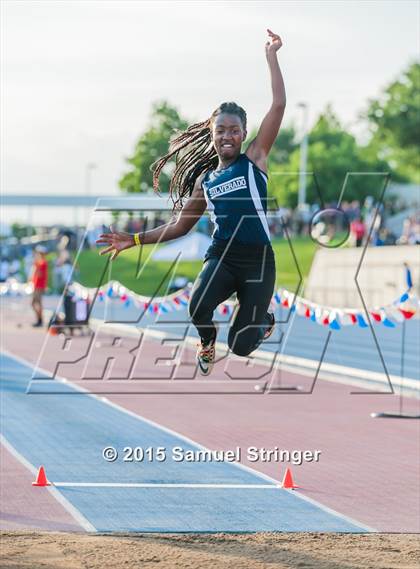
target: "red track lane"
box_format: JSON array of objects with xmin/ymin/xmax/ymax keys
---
[
  {"xmin": 2, "ymin": 301, "xmax": 420, "ymax": 532},
  {"xmin": 0, "ymin": 444, "xmax": 83, "ymax": 531}
]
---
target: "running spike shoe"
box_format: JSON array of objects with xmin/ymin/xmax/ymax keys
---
[
  {"xmin": 263, "ymin": 312, "xmax": 276, "ymax": 340},
  {"xmin": 197, "ymin": 329, "xmax": 217, "ymax": 376}
]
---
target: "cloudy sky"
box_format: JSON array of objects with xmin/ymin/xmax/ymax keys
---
[{"xmin": 1, "ymin": 0, "xmax": 419, "ymax": 199}]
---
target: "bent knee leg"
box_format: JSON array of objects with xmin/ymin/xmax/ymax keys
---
[{"xmin": 228, "ymin": 328, "xmax": 257, "ymax": 357}]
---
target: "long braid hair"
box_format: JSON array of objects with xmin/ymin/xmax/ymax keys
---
[{"xmin": 151, "ymin": 102, "xmax": 247, "ymax": 211}]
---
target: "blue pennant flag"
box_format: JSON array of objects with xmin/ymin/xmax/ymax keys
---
[
  {"xmin": 124, "ymin": 299, "xmax": 131, "ymax": 307},
  {"xmin": 382, "ymin": 318, "xmax": 396, "ymax": 328},
  {"xmin": 310, "ymin": 310, "xmax": 316, "ymax": 322},
  {"xmin": 405, "ymin": 266, "xmax": 413, "ymax": 290},
  {"xmin": 356, "ymin": 314, "xmax": 369, "ymax": 328},
  {"xmin": 399, "ymin": 292, "xmax": 409, "ymax": 303},
  {"xmin": 274, "ymin": 292, "xmax": 281, "ymax": 304},
  {"xmin": 329, "ymin": 319, "xmax": 341, "ymax": 330}
]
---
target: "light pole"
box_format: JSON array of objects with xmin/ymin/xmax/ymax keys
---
[
  {"xmin": 297, "ymin": 102, "xmax": 309, "ymax": 209},
  {"xmin": 84, "ymin": 162, "xmax": 97, "ymax": 229}
]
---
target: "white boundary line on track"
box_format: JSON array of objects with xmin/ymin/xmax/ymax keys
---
[
  {"xmin": 54, "ymin": 483, "xmax": 280, "ymax": 489},
  {"xmin": 1, "ymin": 348, "xmax": 376, "ymax": 533},
  {"xmin": 0, "ymin": 433, "xmax": 96, "ymax": 533},
  {"xmin": 7, "ymin": 301, "xmax": 420, "ymax": 395},
  {"xmin": 88, "ymin": 317, "xmax": 420, "ymax": 396}
]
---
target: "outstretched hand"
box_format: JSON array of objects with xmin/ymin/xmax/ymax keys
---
[
  {"xmin": 265, "ymin": 29, "xmax": 282, "ymax": 57},
  {"xmin": 96, "ymin": 225, "xmax": 134, "ymax": 261}
]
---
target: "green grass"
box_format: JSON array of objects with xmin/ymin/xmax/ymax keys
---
[{"xmin": 74, "ymin": 236, "xmax": 317, "ymax": 296}]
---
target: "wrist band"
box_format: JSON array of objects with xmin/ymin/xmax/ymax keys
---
[{"xmin": 133, "ymin": 233, "xmax": 141, "ymax": 247}]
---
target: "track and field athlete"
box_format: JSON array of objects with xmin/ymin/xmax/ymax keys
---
[{"xmin": 97, "ymin": 29, "xmax": 286, "ymax": 375}]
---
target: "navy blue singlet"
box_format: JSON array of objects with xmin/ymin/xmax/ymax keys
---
[{"xmin": 202, "ymin": 153, "xmax": 271, "ymax": 245}]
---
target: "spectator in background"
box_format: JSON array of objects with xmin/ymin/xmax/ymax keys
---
[
  {"xmin": 399, "ymin": 213, "xmax": 420, "ymax": 245},
  {"xmin": 292, "ymin": 204, "xmax": 312, "ymax": 236},
  {"xmin": 0, "ymin": 257, "xmax": 10, "ymax": 283},
  {"xmin": 9, "ymin": 258, "xmax": 22, "ymax": 281},
  {"xmin": 350, "ymin": 218, "xmax": 366, "ymax": 247},
  {"xmin": 341, "ymin": 200, "xmax": 361, "ymax": 222},
  {"xmin": 275, "ymin": 206, "xmax": 292, "ymax": 237},
  {"xmin": 53, "ymin": 236, "xmax": 71, "ymax": 292},
  {"xmin": 29, "ymin": 246, "xmax": 49, "ymax": 327},
  {"xmin": 375, "ymin": 228, "xmax": 397, "ymax": 246},
  {"xmin": 349, "ymin": 200, "xmax": 361, "ymax": 221},
  {"xmin": 60, "ymin": 259, "xmax": 74, "ymax": 289}
]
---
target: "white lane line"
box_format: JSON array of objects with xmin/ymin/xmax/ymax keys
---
[
  {"xmin": 1, "ymin": 350, "xmax": 376, "ymax": 532},
  {"xmin": 6, "ymin": 304, "xmax": 420, "ymax": 394},
  {"xmin": 54, "ymin": 483, "xmax": 280, "ymax": 489},
  {"xmin": 0, "ymin": 434, "xmax": 97, "ymax": 533},
  {"xmin": 87, "ymin": 318, "xmax": 420, "ymax": 395}
]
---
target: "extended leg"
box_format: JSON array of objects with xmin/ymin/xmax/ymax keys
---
[
  {"xmin": 189, "ymin": 258, "xmax": 236, "ymax": 344},
  {"xmin": 31, "ymin": 290, "xmax": 43, "ymax": 325}
]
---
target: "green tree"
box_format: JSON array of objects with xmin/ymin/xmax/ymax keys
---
[
  {"xmin": 268, "ymin": 125, "xmax": 299, "ymax": 167},
  {"xmin": 363, "ymin": 61, "xmax": 420, "ymax": 182},
  {"xmin": 119, "ymin": 101, "xmax": 188, "ymax": 194},
  {"xmin": 269, "ymin": 105, "xmax": 393, "ymax": 208},
  {"xmin": 11, "ymin": 223, "xmax": 35, "ymax": 239},
  {"xmin": 247, "ymin": 124, "xmax": 298, "ymax": 166}
]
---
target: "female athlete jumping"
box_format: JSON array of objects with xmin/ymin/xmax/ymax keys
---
[{"xmin": 97, "ymin": 29, "xmax": 286, "ymax": 375}]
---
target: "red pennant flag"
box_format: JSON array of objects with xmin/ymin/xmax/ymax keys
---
[
  {"xmin": 399, "ymin": 309, "xmax": 415, "ymax": 319},
  {"xmin": 370, "ymin": 312, "xmax": 382, "ymax": 322}
]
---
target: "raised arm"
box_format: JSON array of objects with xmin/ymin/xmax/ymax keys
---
[
  {"xmin": 96, "ymin": 175, "xmax": 207, "ymax": 260},
  {"xmin": 246, "ymin": 29, "xmax": 286, "ymax": 171}
]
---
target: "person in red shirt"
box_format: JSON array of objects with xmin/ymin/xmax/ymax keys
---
[
  {"xmin": 350, "ymin": 218, "xmax": 366, "ymax": 247},
  {"xmin": 30, "ymin": 246, "xmax": 49, "ymax": 327}
]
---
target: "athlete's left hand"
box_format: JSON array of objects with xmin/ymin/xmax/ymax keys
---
[{"xmin": 265, "ymin": 29, "xmax": 282, "ymax": 56}]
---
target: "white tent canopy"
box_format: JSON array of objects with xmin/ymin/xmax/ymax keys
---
[{"xmin": 151, "ymin": 231, "xmax": 212, "ymax": 261}]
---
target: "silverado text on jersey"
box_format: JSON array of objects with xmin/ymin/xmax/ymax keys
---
[{"xmin": 202, "ymin": 153, "xmax": 270, "ymax": 245}]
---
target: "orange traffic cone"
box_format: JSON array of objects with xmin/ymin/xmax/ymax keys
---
[
  {"xmin": 281, "ymin": 467, "xmax": 299, "ymax": 489},
  {"xmin": 32, "ymin": 466, "xmax": 51, "ymax": 486}
]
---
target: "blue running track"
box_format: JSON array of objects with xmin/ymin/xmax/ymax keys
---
[{"xmin": 0, "ymin": 352, "xmax": 371, "ymax": 532}]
